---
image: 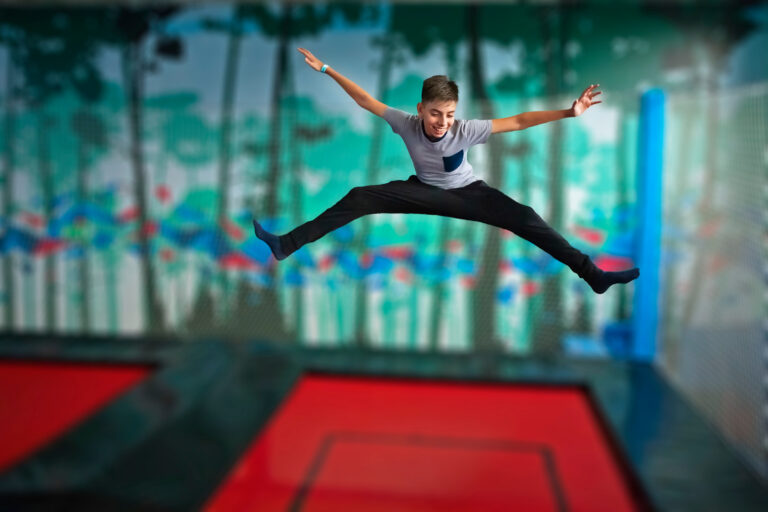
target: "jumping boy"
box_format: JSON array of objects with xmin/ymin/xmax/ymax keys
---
[{"xmin": 252, "ymin": 47, "xmax": 639, "ymax": 294}]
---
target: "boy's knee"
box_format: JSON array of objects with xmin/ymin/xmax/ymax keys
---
[
  {"xmin": 502, "ymin": 202, "xmax": 534, "ymax": 218},
  {"xmin": 521, "ymin": 204, "xmax": 540, "ymax": 219},
  {"xmin": 344, "ymin": 186, "xmax": 369, "ymax": 209},
  {"xmin": 503, "ymin": 204, "xmax": 539, "ymax": 229}
]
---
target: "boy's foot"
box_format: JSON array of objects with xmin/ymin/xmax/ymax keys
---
[
  {"xmin": 252, "ymin": 219, "xmax": 287, "ymax": 260},
  {"xmin": 586, "ymin": 267, "xmax": 640, "ymax": 294}
]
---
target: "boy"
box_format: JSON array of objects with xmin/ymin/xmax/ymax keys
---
[{"xmin": 252, "ymin": 47, "xmax": 639, "ymax": 294}]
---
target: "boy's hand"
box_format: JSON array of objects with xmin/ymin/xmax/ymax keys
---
[
  {"xmin": 571, "ymin": 84, "xmax": 602, "ymax": 116},
  {"xmin": 297, "ymin": 47, "xmax": 325, "ymax": 72}
]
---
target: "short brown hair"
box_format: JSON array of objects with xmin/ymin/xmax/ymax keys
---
[{"xmin": 422, "ymin": 75, "xmax": 458, "ymax": 104}]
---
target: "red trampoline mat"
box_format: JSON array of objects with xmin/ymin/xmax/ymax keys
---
[
  {"xmin": 205, "ymin": 374, "xmax": 642, "ymax": 512},
  {"xmin": 0, "ymin": 360, "xmax": 151, "ymax": 473}
]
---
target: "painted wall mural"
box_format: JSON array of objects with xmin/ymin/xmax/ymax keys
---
[{"xmin": 0, "ymin": 2, "xmax": 764, "ymax": 358}]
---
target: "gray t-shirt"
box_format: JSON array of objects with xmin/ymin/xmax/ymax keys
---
[{"xmin": 382, "ymin": 106, "xmax": 492, "ymax": 189}]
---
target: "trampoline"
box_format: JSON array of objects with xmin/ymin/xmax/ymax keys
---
[
  {"xmin": 204, "ymin": 373, "xmax": 648, "ymax": 512},
  {"xmin": 1, "ymin": 341, "xmax": 767, "ymax": 512},
  {"xmin": 0, "ymin": 359, "xmax": 152, "ymax": 474}
]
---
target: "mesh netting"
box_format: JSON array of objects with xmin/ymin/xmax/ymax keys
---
[{"xmin": 657, "ymin": 82, "xmax": 768, "ymax": 481}]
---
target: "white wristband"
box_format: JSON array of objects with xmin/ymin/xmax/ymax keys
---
[{"xmin": 320, "ymin": 64, "xmax": 328, "ymax": 73}]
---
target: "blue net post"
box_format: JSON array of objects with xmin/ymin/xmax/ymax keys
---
[{"xmin": 632, "ymin": 89, "xmax": 665, "ymax": 361}]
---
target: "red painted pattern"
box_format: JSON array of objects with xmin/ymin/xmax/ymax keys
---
[
  {"xmin": 0, "ymin": 361, "xmax": 150, "ymax": 473},
  {"xmin": 204, "ymin": 375, "xmax": 641, "ymax": 512}
]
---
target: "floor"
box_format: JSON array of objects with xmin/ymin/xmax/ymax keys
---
[{"xmin": 0, "ymin": 334, "xmax": 766, "ymax": 511}]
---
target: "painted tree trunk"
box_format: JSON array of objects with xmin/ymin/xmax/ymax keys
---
[
  {"xmin": 531, "ymin": 6, "xmax": 566, "ymax": 357},
  {"xmin": 467, "ymin": 3, "xmax": 504, "ymax": 354},
  {"xmin": 517, "ymin": 95, "xmax": 538, "ymax": 352},
  {"xmin": 37, "ymin": 111, "xmax": 56, "ymax": 331},
  {"xmin": 76, "ymin": 128, "xmax": 91, "ymax": 332},
  {"xmin": 216, "ymin": 9, "xmax": 243, "ymax": 315},
  {"xmin": 231, "ymin": 3, "xmax": 293, "ymax": 342},
  {"xmin": 3, "ymin": 50, "xmax": 16, "ymax": 329},
  {"xmin": 123, "ymin": 41, "xmax": 165, "ymax": 335},
  {"xmin": 427, "ymin": 42, "xmax": 461, "ymax": 352},
  {"xmin": 352, "ymin": 28, "xmax": 396, "ymax": 348}
]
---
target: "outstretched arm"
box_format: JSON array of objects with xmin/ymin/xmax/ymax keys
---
[
  {"xmin": 491, "ymin": 84, "xmax": 602, "ymax": 134},
  {"xmin": 297, "ymin": 47, "xmax": 388, "ymax": 117}
]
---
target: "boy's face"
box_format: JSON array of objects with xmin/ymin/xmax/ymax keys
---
[{"xmin": 417, "ymin": 100, "xmax": 456, "ymax": 138}]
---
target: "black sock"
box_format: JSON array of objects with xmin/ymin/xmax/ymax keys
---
[
  {"xmin": 587, "ymin": 267, "xmax": 640, "ymax": 294},
  {"xmin": 252, "ymin": 220, "xmax": 287, "ymax": 260}
]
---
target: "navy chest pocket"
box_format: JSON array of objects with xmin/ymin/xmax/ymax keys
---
[{"xmin": 442, "ymin": 149, "xmax": 463, "ymax": 172}]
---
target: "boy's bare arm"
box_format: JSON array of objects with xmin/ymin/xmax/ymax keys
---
[
  {"xmin": 297, "ymin": 47, "xmax": 388, "ymax": 117},
  {"xmin": 491, "ymin": 84, "xmax": 602, "ymax": 134},
  {"xmin": 492, "ymin": 109, "xmax": 573, "ymax": 133}
]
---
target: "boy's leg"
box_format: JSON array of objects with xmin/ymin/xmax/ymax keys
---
[
  {"xmin": 256, "ymin": 176, "xmax": 637, "ymax": 293},
  {"xmin": 453, "ymin": 181, "xmax": 638, "ymax": 293},
  {"xmin": 275, "ymin": 175, "xmax": 475, "ymax": 258}
]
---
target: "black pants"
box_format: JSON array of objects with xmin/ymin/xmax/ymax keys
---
[{"xmin": 279, "ymin": 175, "xmax": 597, "ymax": 280}]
